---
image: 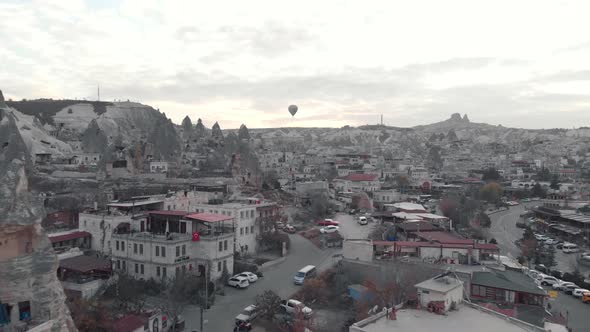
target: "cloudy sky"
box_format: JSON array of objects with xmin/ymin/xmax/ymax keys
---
[{"xmin": 2, "ymin": 0, "xmax": 590, "ymax": 129}]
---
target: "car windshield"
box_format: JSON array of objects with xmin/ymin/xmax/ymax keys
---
[{"xmin": 296, "ymin": 272, "xmax": 306, "ymax": 278}]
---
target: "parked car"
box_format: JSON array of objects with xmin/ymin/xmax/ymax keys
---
[
  {"xmin": 562, "ymin": 243, "xmax": 581, "ymax": 253},
  {"xmin": 553, "ymin": 281, "xmax": 576, "ymax": 291},
  {"xmin": 228, "ymin": 276, "xmax": 250, "ymax": 289},
  {"xmin": 572, "ymin": 288, "xmax": 590, "ymax": 298},
  {"xmin": 534, "ymin": 234, "xmax": 549, "ymax": 241},
  {"xmin": 280, "ymin": 299, "xmax": 313, "ymax": 318},
  {"xmin": 516, "ymin": 222, "xmax": 527, "ymax": 229},
  {"xmin": 535, "ymin": 264, "xmax": 549, "ymax": 274},
  {"xmin": 582, "ymin": 292, "xmax": 590, "ymax": 303},
  {"xmin": 538, "ymin": 275, "xmax": 559, "ymax": 286},
  {"xmin": 320, "ymin": 225, "xmax": 339, "ymax": 234},
  {"xmin": 317, "ymin": 219, "xmax": 339, "ymax": 226},
  {"xmin": 235, "ymin": 304, "xmax": 258, "ymax": 324},
  {"xmin": 550, "ymin": 270, "xmax": 564, "ymax": 279},
  {"xmin": 563, "ymin": 284, "xmax": 580, "ymax": 295},
  {"xmin": 556, "ymin": 243, "xmax": 564, "ymax": 249},
  {"xmin": 283, "ymin": 224, "xmax": 296, "ymax": 233},
  {"xmin": 275, "ymin": 222, "xmax": 286, "ymax": 230},
  {"xmin": 237, "ymin": 272, "xmax": 258, "ymax": 283},
  {"xmin": 544, "ymin": 238, "xmax": 559, "ymax": 245}
]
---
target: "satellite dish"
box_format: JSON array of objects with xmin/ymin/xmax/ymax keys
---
[{"xmin": 288, "ymin": 105, "xmax": 298, "ymax": 117}]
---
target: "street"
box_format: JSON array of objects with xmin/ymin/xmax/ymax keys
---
[
  {"xmin": 183, "ymin": 213, "xmax": 373, "ymax": 332},
  {"xmin": 488, "ymin": 204, "xmax": 590, "ymax": 275}
]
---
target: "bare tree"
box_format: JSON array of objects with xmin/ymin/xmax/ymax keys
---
[{"xmin": 160, "ymin": 273, "xmax": 201, "ymax": 331}]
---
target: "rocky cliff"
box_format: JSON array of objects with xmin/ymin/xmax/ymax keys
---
[{"xmin": 0, "ymin": 104, "xmax": 76, "ymax": 331}]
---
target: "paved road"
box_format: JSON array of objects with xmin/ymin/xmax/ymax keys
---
[
  {"xmin": 545, "ymin": 286, "xmax": 590, "ymax": 332},
  {"xmin": 182, "ymin": 212, "xmax": 374, "ymax": 332},
  {"xmin": 183, "ymin": 234, "xmax": 339, "ymax": 331},
  {"xmin": 488, "ymin": 205, "xmax": 527, "ymax": 259}
]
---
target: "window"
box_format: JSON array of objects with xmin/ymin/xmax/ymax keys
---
[
  {"xmin": 140, "ymin": 264, "xmax": 144, "ymax": 274},
  {"xmin": 182, "ymin": 244, "xmax": 186, "ymax": 256},
  {"xmin": 218, "ymin": 261, "xmax": 222, "ymax": 272},
  {"xmin": 219, "ymin": 241, "xmax": 223, "ymax": 251},
  {"xmin": 122, "ymin": 261, "xmax": 126, "ymax": 270},
  {"xmin": 139, "ymin": 244, "xmax": 143, "ymax": 255},
  {"xmin": 135, "ymin": 263, "xmax": 139, "ymax": 273},
  {"xmin": 240, "ymin": 227, "xmax": 244, "ymax": 235},
  {"xmin": 161, "ymin": 246, "xmax": 166, "ymax": 257},
  {"xmin": 116, "ymin": 241, "xmax": 119, "ymax": 250},
  {"xmin": 134, "ymin": 243, "xmax": 138, "ymax": 254},
  {"xmin": 240, "ymin": 211, "xmax": 244, "ymax": 219},
  {"xmin": 121, "ymin": 241, "xmax": 125, "ymax": 251},
  {"xmin": 250, "ymin": 226, "xmax": 255, "ymax": 234},
  {"xmin": 224, "ymin": 240, "xmax": 228, "ymax": 251},
  {"xmin": 162, "ymin": 267, "xmax": 167, "ymax": 278},
  {"xmin": 245, "ymin": 227, "xmax": 249, "ymax": 235},
  {"xmin": 156, "ymin": 246, "xmax": 160, "ymax": 256},
  {"xmin": 223, "ymin": 260, "xmax": 227, "ymax": 270},
  {"xmin": 156, "ymin": 266, "xmax": 161, "ymax": 277},
  {"xmin": 251, "ymin": 210, "xmax": 254, "ymax": 218},
  {"xmin": 176, "ymin": 246, "xmax": 180, "ymax": 257},
  {"xmin": 117, "ymin": 260, "xmax": 121, "ymax": 269}
]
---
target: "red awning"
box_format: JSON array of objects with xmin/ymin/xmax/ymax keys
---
[{"xmin": 49, "ymin": 231, "xmax": 91, "ymax": 243}]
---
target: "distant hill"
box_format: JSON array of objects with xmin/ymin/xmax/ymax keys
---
[{"xmin": 6, "ymin": 99, "xmax": 113, "ymax": 125}]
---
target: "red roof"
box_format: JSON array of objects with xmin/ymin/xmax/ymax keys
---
[
  {"xmin": 48, "ymin": 231, "xmax": 91, "ymax": 243},
  {"xmin": 113, "ymin": 314, "xmax": 146, "ymax": 332},
  {"xmin": 417, "ymin": 231, "xmax": 474, "ymax": 245},
  {"xmin": 185, "ymin": 213, "xmax": 233, "ymax": 223},
  {"xmin": 345, "ymin": 173, "xmax": 378, "ymax": 182},
  {"xmin": 148, "ymin": 210, "xmax": 189, "ymax": 217}
]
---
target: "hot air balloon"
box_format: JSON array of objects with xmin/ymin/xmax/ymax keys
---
[{"xmin": 288, "ymin": 105, "xmax": 298, "ymax": 117}]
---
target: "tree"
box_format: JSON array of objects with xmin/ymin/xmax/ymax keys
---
[
  {"xmin": 476, "ymin": 211, "xmax": 491, "ymax": 228},
  {"xmin": 68, "ymin": 297, "xmax": 113, "ymax": 332},
  {"xmin": 439, "ymin": 197, "xmax": 458, "ymax": 219},
  {"xmin": 394, "ymin": 175, "xmax": 410, "ymax": 194},
  {"xmin": 480, "ymin": 182, "xmax": 503, "ymax": 203},
  {"xmin": 489, "ymin": 238, "xmax": 497, "ymax": 244},
  {"xmin": 530, "ymin": 183, "xmax": 546, "ymax": 198},
  {"xmin": 482, "ymin": 168, "xmax": 500, "ymax": 182},
  {"xmin": 310, "ymin": 192, "xmax": 330, "ymax": 219},
  {"xmin": 161, "ymin": 273, "xmax": 202, "ymax": 331},
  {"xmin": 255, "ymin": 290, "xmax": 282, "ymax": 320},
  {"xmin": 550, "ymin": 174, "xmax": 560, "ymax": 190},
  {"xmin": 295, "ymin": 277, "xmax": 329, "ymax": 304},
  {"xmin": 521, "ymin": 238, "xmax": 537, "ymax": 264},
  {"xmin": 538, "ymin": 245, "xmax": 557, "ymax": 268},
  {"xmin": 536, "ymin": 167, "xmax": 552, "ymax": 181},
  {"xmin": 115, "ymin": 273, "xmax": 147, "ymax": 312}
]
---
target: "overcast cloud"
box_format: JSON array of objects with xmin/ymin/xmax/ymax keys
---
[{"xmin": 1, "ymin": 0, "xmax": 590, "ymax": 129}]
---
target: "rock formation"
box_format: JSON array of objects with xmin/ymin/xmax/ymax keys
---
[
  {"xmin": 238, "ymin": 124, "xmax": 250, "ymax": 140},
  {"xmin": 0, "ymin": 89, "xmax": 7, "ymax": 109},
  {"xmin": 195, "ymin": 118, "xmax": 206, "ymax": 138},
  {"xmin": 0, "ymin": 104, "xmax": 76, "ymax": 331}
]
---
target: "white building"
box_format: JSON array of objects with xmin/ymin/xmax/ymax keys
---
[
  {"xmin": 111, "ymin": 212, "xmax": 235, "ymax": 281},
  {"xmin": 415, "ymin": 274, "xmax": 464, "ymax": 312},
  {"xmin": 191, "ymin": 203, "xmax": 259, "ymax": 255},
  {"xmin": 150, "ymin": 161, "xmax": 171, "ymax": 173}
]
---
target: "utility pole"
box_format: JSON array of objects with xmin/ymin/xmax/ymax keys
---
[
  {"xmin": 200, "ymin": 262, "xmax": 208, "ymax": 332},
  {"xmin": 97, "ymin": 85, "xmax": 100, "ymax": 101}
]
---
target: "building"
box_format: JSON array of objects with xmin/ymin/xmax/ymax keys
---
[
  {"xmin": 58, "ymin": 255, "xmax": 112, "ymax": 299},
  {"xmin": 470, "ymin": 270, "xmax": 547, "ymax": 306},
  {"xmin": 150, "ymin": 161, "xmax": 171, "ymax": 173},
  {"xmin": 338, "ymin": 173, "xmax": 381, "ymax": 192},
  {"xmin": 111, "ymin": 211, "xmax": 234, "ymax": 281},
  {"xmin": 191, "ymin": 202, "xmax": 259, "ymax": 255},
  {"xmin": 48, "ymin": 230, "xmax": 91, "ymax": 253},
  {"xmin": 348, "ymin": 302, "xmax": 554, "ymax": 332},
  {"xmin": 385, "ymin": 202, "xmax": 427, "ymax": 213},
  {"xmin": 78, "ymin": 198, "xmax": 164, "ymax": 254},
  {"xmin": 415, "ymin": 273, "xmax": 464, "ymax": 312},
  {"xmin": 373, "ymin": 240, "xmax": 499, "ymax": 265}
]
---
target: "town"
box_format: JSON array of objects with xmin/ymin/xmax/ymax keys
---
[{"xmin": 1, "ymin": 91, "xmax": 590, "ymax": 332}]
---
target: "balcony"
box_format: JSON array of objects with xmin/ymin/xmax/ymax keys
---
[
  {"xmin": 112, "ymin": 231, "xmax": 192, "ymax": 244},
  {"xmin": 198, "ymin": 226, "xmax": 235, "ymax": 241}
]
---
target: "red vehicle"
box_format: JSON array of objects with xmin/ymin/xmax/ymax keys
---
[{"xmin": 317, "ymin": 219, "xmax": 339, "ymax": 226}]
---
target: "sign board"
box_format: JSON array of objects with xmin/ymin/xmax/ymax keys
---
[
  {"xmin": 548, "ymin": 290, "xmax": 558, "ymax": 298},
  {"xmin": 192, "ymin": 232, "xmax": 200, "ymax": 241}
]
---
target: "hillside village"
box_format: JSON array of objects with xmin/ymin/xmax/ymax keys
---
[{"xmin": 2, "ymin": 91, "xmax": 590, "ymax": 332}]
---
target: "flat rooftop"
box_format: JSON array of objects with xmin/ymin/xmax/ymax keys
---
[{"xmin": 351, "ymin": 305, "xmax": 530, "ymax": 332}]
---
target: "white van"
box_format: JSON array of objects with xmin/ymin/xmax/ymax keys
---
[
  {"xmin": 358, "ymin": 216, "xmax": 368, "ymax": 225},
  {"xmin": 562, "ymin": 243, "xmax": 580, "ymax": 253},
  {"xmin": 294, "ymin": 265, "xmax": 317, "ymax": 285}
]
